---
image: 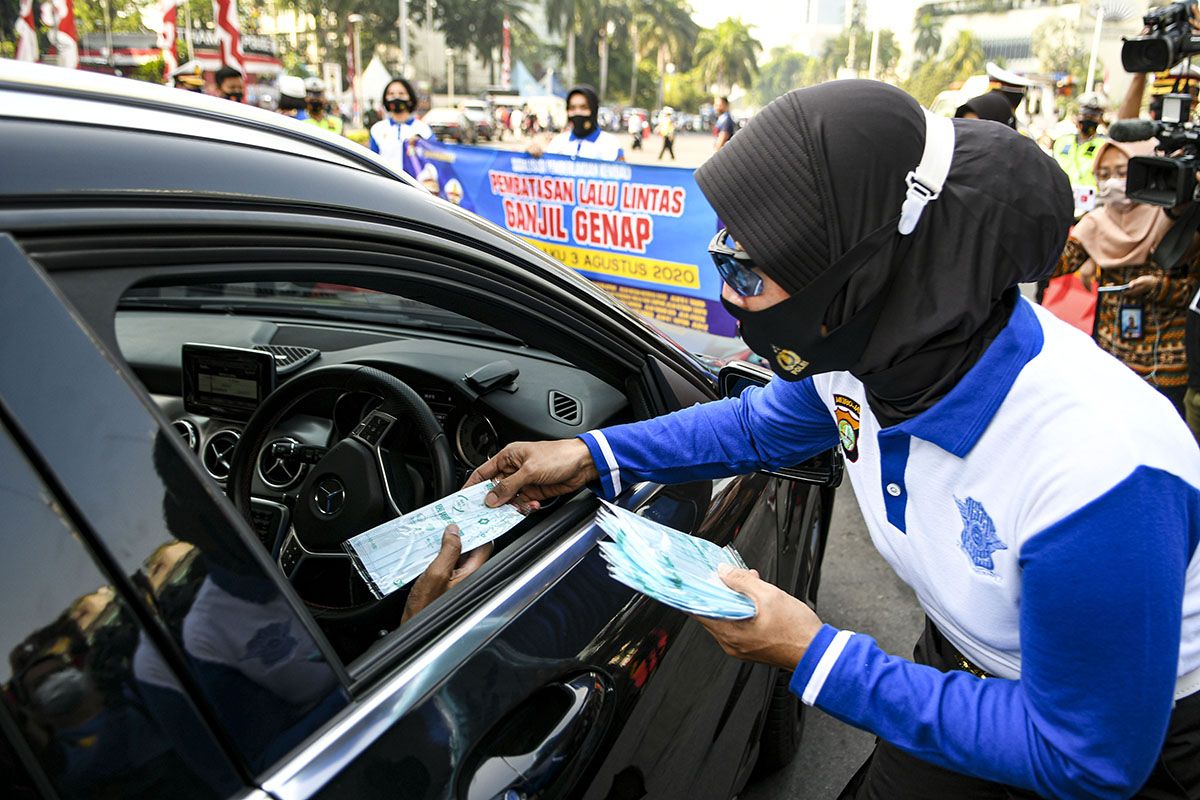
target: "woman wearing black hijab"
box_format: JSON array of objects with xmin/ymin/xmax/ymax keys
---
[
  {"xmin": 470, "ymin": 82, "xmax": 1200, "ymax": 799},
  {"xmin": 955, "ymin": 90, "xmax": 1017, "ymax": 129}
]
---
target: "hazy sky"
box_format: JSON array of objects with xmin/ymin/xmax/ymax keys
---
[{"xmin": 688, "ymin": 0, "xmax": 920, "ymax": 56}]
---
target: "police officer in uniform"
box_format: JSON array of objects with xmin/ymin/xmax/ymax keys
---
[
  {"xmin": 468, "ymin": 82, "xmax": 1200, "ymax": 799},
  {"xmin": 1053, "ymin": 93, "xmax": 1106, "ymax": 212}
]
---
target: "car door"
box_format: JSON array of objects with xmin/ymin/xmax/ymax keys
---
[{"xmin": 0, "ymin": 230, "xmax": 772, "ymax": 800}]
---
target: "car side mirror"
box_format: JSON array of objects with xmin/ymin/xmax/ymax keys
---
[{"xmin": 717, "ymin": 362, "xmax": 844, "ymax": 488}]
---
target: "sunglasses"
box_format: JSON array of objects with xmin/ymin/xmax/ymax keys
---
[{"xmin": 708, "ymin": 228, "xmax": 764, "ymax": 297}]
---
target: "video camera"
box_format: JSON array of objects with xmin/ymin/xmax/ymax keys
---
[
  {"xmin": 1122, "ymin": 0, "xmax": 1200, "ymax": 73},
  {"xmin": 1117, "ymin": 1, "xmax": 1200, "ymax": 206}
]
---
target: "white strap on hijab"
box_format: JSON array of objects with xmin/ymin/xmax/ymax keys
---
[{"xmin": 898, "ymin": 109, "xmax": 956, "ymax": 235}]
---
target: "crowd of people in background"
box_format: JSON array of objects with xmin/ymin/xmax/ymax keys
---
[{"xmin": 166, "ymin": 59, "xmax": 1200, "ymax": 446}]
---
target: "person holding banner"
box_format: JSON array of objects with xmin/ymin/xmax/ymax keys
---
[
  {"xmin": 528, "ymin": 85, "xmax": 624, "ymax": 162},
  {"xmin": 369, "ymin": 78, "xmax": 433, "ymax": 176},
  {"xmin": 467, "ymin": 81, "xmax": 1200, "ymax": 800}
]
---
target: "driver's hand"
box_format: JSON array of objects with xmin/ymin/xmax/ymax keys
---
[
  {"xmin": 400, "ymin": 525, "xmax": 492, "ymax": 623},
  {"xmin": 466, "ymin": 439, "xmax": 599, "ymax": 508}
]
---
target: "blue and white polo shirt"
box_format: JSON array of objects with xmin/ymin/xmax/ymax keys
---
[
  {"xmin": 368, "ymin": 115, "xmax": 434, "ymax": 171},
  {"xmin": 579, "ymin": 298, "xmax": 1200, "ymax": 799},
  {"xmin": 544, "ymin": 127, "xmax": 624, "ymax": 161}
]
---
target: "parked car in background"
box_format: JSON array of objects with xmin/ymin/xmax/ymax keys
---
[
  {"xmin": 460, "ymin": 103, "xmax": 496, "ymax": 141},
  {"xmin": 424, "ymin": 107, "xmax": 478, "ymax": 144}
]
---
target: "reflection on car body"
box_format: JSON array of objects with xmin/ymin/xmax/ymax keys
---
[{"xmin": 0, "ymin": 60, "xmax": 838, "ymax": 800}]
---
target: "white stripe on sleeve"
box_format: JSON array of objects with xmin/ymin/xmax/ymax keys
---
[
  {"xmin": 588, "ymin": 429, "xmax": 622, "ymax": 496},
  {"xmin": 801, "ymin": 629, "xmax": 854, "ymax": 706}
]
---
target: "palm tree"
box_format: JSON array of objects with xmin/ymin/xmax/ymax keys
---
[
  {"xmin": 438, "ymin": 0, "xmax": 532, "ymax": 85},
  {"xmin": 695, "ymin": 18, "xmax": 762, "ymax": 95},
  {"xmin": 913, "ymin": 5, "xmax": 943, "ymax": 61},
  {"xmin": 630, "ymin": 0, "xmax": 699, "ymax": 107},
  {"xmin": 546, "ymin": 0, "xmax": 585, "ymax": 87},
  {"xmin": 943, "ymin": 29, "xmax": 984, "ymax": 77}
]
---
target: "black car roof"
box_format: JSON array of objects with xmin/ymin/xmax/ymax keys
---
[{"xmin": 0, "ymin": 61, "xmax": 715, "ymax": 389}]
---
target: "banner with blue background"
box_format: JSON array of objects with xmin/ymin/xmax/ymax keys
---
[{"xmin": 411, "ymin": 139, "xmax": 737, "ymax": 337}]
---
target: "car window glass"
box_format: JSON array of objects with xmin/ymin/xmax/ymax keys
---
[
  {"xmin": 0, "ymin": 424, "xmax": 238, "ymax": 799},
  {"xmin": 121, "ymin": 281, "xmax": 521, "ymax": 344}
]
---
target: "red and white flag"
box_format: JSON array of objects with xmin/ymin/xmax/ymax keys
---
[
  {"xmin": 39, "ymin": 0, "xmax": 78, "ymax": 68},
  {"xmin": 15, "ymin": 0, "xmax": 38, "ymax": 63},
  {"xmin": 501, "ymin": 15, "xmax": 512, "ymax": 90},
  {"xmin": 211, "ymin": 0, "xmax": 245, "ymax": 72},
  {"xmin": 158, "ymin": 0, "xmax": 181, "ymax": 80}
]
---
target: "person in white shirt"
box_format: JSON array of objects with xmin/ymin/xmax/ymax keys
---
[
  {"xmin": 528, "ymin": 85, "xmax": 624, "ymax": 162},
  {"xmin": 467, "ymin": 82, "xmax": 1200, "ymax": 800},
  {"xmin": 368, "ymin": 78, "xmax": 434, "ymax": 178}
]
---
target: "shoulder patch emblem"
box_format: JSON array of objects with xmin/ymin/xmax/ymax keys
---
[
  {"xmin": 833, "ymin": 394, "xmax": 861, "ymax": 462},
  {"xmin": 954, "ymin": 497, "xmax": 1007, "ymax": 574}
]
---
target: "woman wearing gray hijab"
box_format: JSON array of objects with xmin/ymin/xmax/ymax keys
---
[{"xmin": 470, "ymin": 82, "xmax": 1200, "ymax": 799}]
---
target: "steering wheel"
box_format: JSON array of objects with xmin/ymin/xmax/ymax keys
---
[{"xmin": 228, "ymin": 364, "xmax": 456, "ymax": 618}]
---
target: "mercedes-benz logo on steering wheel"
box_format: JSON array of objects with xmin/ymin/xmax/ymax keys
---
[{"xmin": 313, "ymin": 477, "xmax": 347, "ymax": 516}]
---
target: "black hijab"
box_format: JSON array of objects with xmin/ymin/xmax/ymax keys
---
[
  {"xmin": 955, "ymin": 91, "xmax": 1017, "ymax": 129},
  {"xmin": 567, "ymin": 84, "xmax": 600, "ymax": 126},
  {"xmin": 696, "ymin": 81, "xmax": 1072, "ymax": 424}
]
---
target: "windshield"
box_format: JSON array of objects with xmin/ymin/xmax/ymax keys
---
[{"xmin": 120, "ymin": 281, "xmax": 522, "ymax": 344}]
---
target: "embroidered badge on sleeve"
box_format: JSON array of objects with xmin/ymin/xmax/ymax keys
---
[
  {"xmin": 954, "ymin": 496, "xmax": 1007, "ymax": 574},
  {"xmin": 833, "ymin": 394, "xmax": 861, "ymax": 462}
]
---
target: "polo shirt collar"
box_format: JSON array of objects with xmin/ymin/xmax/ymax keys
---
[
  {"xmin": 888, "ymin": 296, "xmax": 1044, "ymax": 458},
  {"xmin": 569, "ymin": 126, "xmax": 602, "ymax": 143}
]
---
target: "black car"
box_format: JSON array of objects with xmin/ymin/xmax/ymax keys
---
[{"xmin": 0, "ymin": 62, "xmax": 839, "ymax": 800}]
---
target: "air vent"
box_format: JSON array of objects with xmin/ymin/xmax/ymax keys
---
[
  {"xmin": 202, "ymin": 430, "xmax": 241, "ymax": 482},
  {"xmin": 548, "ymin": 390, "xmax": 582, "ymax": 426},
  {"xmin": 253, "ymin": 344, "xmax": 320, "ymax": 374},
  {"xmin": 171, "ymin": 419, "xmax": 199, "ymax": 452},
  {"xmin": 257, "ymin": 437, "xmax": 306, "ymax": 490}
]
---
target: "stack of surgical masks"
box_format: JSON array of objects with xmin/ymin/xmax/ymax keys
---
[
  {"xmin": 344, "ymin": 480, "xmax": 525, "ymax": 598},
  {"xmin": 596, "ymin": 500, "xmax": 757, "ymax": 619}
]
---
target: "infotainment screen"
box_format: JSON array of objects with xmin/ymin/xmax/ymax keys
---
[{"xmin": 182, "ymin": 344, "xmax": 277, "ymax": 421}]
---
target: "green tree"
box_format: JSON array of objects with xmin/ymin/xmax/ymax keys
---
[
  {"xmin": 912, "ymin": 5, "xmax": 942, "ymax": 61},
  {"xmin": 630, "ymin": 0, "xmax": 699, "ymax": 108},
  {"xmin": 902, "ymin": 30, "xmax": 985, "ymax": 106},
  {"xmin": 438, "ymin": 0, "xmax": 532, "ymax": 84},
  {"xmin": 546, "ymin": 0, "xmax": 588, "ymax": 86},
  {"xmin": 818, "ymin": 26, "xmax": 900, "ymax": 81},
  {"xmin": 694, "ymin": 17, "xmax": 761, "ymax": 93},
  {"xmin": 753, "ymin": 46, "xmax": 815, "ymax": 105}
]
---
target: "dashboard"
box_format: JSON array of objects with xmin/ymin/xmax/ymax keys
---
[{"xmin": 116, "ymin": 310, "xmax": 629, "ymax": 545}]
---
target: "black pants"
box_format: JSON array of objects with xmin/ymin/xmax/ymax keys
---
[
  {"xmin": 658, "ymin": 136, "xmax": 675, "ymax": 160},
  {"xmin": 840, "ymin": 619, "xmax": 1200, "ymax": 800}
]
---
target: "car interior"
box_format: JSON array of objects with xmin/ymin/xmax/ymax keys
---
[{"xmin": 112, "ymin": 277, "xmax": 637, "ymax": 665}]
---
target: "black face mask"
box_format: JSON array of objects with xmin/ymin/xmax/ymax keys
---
[
  {"xmin": 1079, "ymin": 119, "xmax": 1099, "ymax": 136},
  {"xmin": 569, "ymin": 114, "xmax": 593, "ymax": 138},
  {"xmin": 386, "ymin": 97, "xmax": 413, "ymax": 115},
  {"xmin": 722, "ymin": 220, "xmax": 909, "ymax": 381},
  {"xmin": 223, "ymin": 92, "xmax": 243, "ymax": 103},
  {"xmin": 307, "ymin": 100, "xmax": 324, "ymax": 113}
]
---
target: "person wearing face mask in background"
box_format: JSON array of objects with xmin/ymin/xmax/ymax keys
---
[
  {"xmin": 1050, "ymin": 138, "xmax": 1200, "ymax": 418},
  {"xmin": 1052, "ymin": 93, "xmax": 1107, "ymax": 214},
  {"xmin": 527, "ymin": 85, "xmax": 624, "ymax": 161},
  {"xmin": 465, "ymin": 81, "xmax": 1200, "ymax": 800},
  {"xmin": 214, "ymin": 66, "xmax": 243, "ymax": 103},
  {"xmin": 369, "ymin": 78, "xmax": 433, "ymax": 177},
  {"xmin": 302, "ymin": 78, "xmax": 343, "ymax": 136}
]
